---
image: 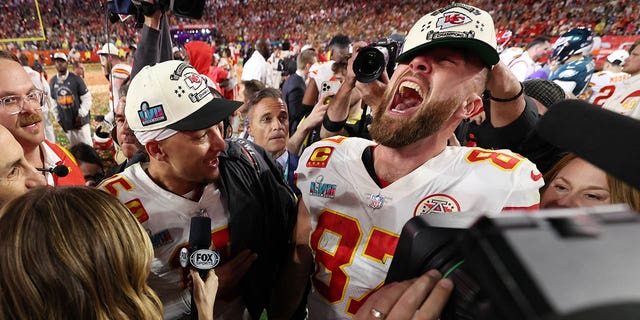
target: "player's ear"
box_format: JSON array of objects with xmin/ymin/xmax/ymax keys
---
[
  {"xmin": 145, "ymin": 140, "xmax": 166, "ymax": 161},
  {"xmin": 457, "ymin": 95, "xmax": 483, "ymax": 119}
]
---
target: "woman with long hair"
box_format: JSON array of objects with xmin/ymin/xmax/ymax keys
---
[{"xmin": 0, "ymin": 186, "xmax": 217, "ymax": 319}]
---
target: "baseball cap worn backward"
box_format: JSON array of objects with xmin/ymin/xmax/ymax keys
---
[
  {"xmin": 607, "ymin": 49, "xmax": 629, "ymax": 65},
  {"xmin": 396, "ymin": 3, "xmax": 499, "ymax": 67},
  {"xmin": 98, "ymin": 43, "xmax": 120, "ymax": 56},
  {"xmin": 126, "ymin": 60, "xmax": 242, "ymax": 132},
  {"xmin": 53, "ymin": 52, "xmax": 68, "ymax": 61}
]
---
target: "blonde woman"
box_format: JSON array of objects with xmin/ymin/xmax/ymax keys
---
[
  {"xmin": 0, "ymin": 186, "xmax": 218, "ymax": 319},
  {"xmin": 541, "ymin": 153, "xmax": 640, "ymax": 211}
]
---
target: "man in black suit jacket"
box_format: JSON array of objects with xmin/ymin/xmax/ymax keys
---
[{"xmin": 282, "ymin": 49, "xmax": 317, "ymax": 135}]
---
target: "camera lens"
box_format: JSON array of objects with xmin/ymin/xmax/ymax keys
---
[{"xmin": 353, "ymin": 47, "xmax": 387, "ymax": 83}]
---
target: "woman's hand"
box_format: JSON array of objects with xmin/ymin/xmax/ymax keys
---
[{"xmin": 190, "ymin": 268, "xmax": 219, "ymax": 320}]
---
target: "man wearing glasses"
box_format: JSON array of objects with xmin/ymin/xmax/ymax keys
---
[{"xmin": 0, "ymin": 51, "xmax": 85, "ymax": 186}]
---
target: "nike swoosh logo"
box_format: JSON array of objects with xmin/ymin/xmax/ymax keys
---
[{"xmin": 531, "ymin": 170, "xmax": 543, "ymax": 181}]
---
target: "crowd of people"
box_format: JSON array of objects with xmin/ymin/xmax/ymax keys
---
[
  {"xmin": 1, "ymin": 0, "xmax": 135, "ymax": 51},
  {"xmin": 1, "ymin": 1, "xmax": 640, "ymax": 320},
  {"xmin": 2, "ymin": 0, "xmax": 640, "ymax": 53},
  {"xmin": 200, "ymin": 0, "xmax": 640, "ymax": 43}
]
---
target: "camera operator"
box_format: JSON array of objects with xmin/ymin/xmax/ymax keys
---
[
  {"xmin": 318, "ymin": 35, "xmax": 403, "ymax": 141},
  {"xmin": 297, "ymin": 35, "xmax": 353, "ymax": 144},
  {"xmin": 315, "ymin": 54, "xmax": 370, "ymax": 140},
  {"xmin": 318, "ymin": 41, "xmax": 388, "ymax": 140}
]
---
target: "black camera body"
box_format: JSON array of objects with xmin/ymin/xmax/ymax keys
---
[
  {"xmin": 352, "ymin": 38, "xmax": 399, "ymax": 83},
  {"xmin": 387, "ymin": 206, "xmax": 640, "ymax": 320}
]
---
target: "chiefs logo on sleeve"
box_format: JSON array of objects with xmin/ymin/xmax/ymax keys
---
[{"xmin": 307, "ymin": 146, "xmax": 334, "ymax": 168}]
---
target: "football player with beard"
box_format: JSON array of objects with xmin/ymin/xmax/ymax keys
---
[
  {"xmin": 0, "ymin": 51, "xmax": 85, "ymax": 186},
  {"xmin": 274, "ymin": 4, "xmax": 544, "ymax": 319}
]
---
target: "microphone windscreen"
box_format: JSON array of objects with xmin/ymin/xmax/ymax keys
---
[
  {"xmin": 189, "ymin": 216, "xmax": 211, "ymax": 250},
  {"xmin": 53, "ymin": 165, "xmax": 69, "ymax": 177},
  {"xmin": 536, "ymin": 99, "xmax": 640, "ymax": 190}
]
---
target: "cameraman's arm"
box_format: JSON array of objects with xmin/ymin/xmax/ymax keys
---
[
  {"xmin": 288, "ymin": 94, "xmax": 330, "ymax": 155},
  {"xmin": 158, "ymin": 10, "xmax": 173, "ymax": 62},
  {"xmin": 319, "ymin": 41, "xmax": 367, "ymax": 139},
  {"xmin": 319, "ymin": 78, "xmax": 354, "ymax": 138},
  {"xmin": 132, "ymin": 10, "xmax": 165, "ymax": 79}
]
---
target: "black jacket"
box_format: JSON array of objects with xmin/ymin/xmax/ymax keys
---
[
  {"xmin": 282, "ymin": 72, "xmax": 307, "ymax": 135},
  {"xmin": 219, "ymin": 139, "xmax": 297, "ymax": 319}
]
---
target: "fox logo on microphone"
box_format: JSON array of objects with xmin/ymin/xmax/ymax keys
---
[{"xmin": 179, "ymin": 248, "xmax": 220, "ymax": 270}]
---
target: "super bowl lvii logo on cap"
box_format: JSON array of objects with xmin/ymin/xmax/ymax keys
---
[{"xmin": 138, "ymin": 101, "xmax": 167, "ymax": 126}]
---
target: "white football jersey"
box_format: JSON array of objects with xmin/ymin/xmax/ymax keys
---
[
  {"xmin": 309, "ymin": 61, "xmax": 336, "ymax": 93},
  {"xmin": 587, "ymin": 70, "xmax": 630, "ymax": 106},
  {"xmin": 507, "ymin": 51, "xmax": 537, "ymax": 82},
  {"xmin": 602, "ymin": 74, "xmax": 640, "ymax": 119},
  {"xmin": 98, "ymin": 163, "xmax": 243, "ymax": 320},
  {"xmin": 499, "ymin": 46, "xmax": 524, "ymax": 67},
  {"xmin": 296, "ymin": 137, "xmax": 543, "ymax": 319}
]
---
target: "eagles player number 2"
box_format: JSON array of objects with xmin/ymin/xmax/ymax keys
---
[{"xmin": 311, "ymin": 209, "xmax": 399, "ymax": 314}]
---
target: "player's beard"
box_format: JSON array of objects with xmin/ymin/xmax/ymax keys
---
[{"xmin": 369, "ymin": 92, "xmax": 459, "ymax": 148}]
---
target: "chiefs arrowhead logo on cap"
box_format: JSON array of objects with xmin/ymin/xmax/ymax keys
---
[
  {"xmin": 184, "ymin": 72, "xmax": 204, "ymax": 90},
  {"xmin": 436, "ymin": 11, "xmax": 472, "ymax": 29}
]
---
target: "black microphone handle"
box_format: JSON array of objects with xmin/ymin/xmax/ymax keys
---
[{"xmin": 189, "ymin": 216, "xmax": 212, "ymax": 320}]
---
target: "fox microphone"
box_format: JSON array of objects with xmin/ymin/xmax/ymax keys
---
[
  {"xmin": 180, "ymin": 216, "xmax": 220, "ymax": 319},
  {"xmin": 36, "ymin": 164, "xmax": 69, "ymax": 177}
]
